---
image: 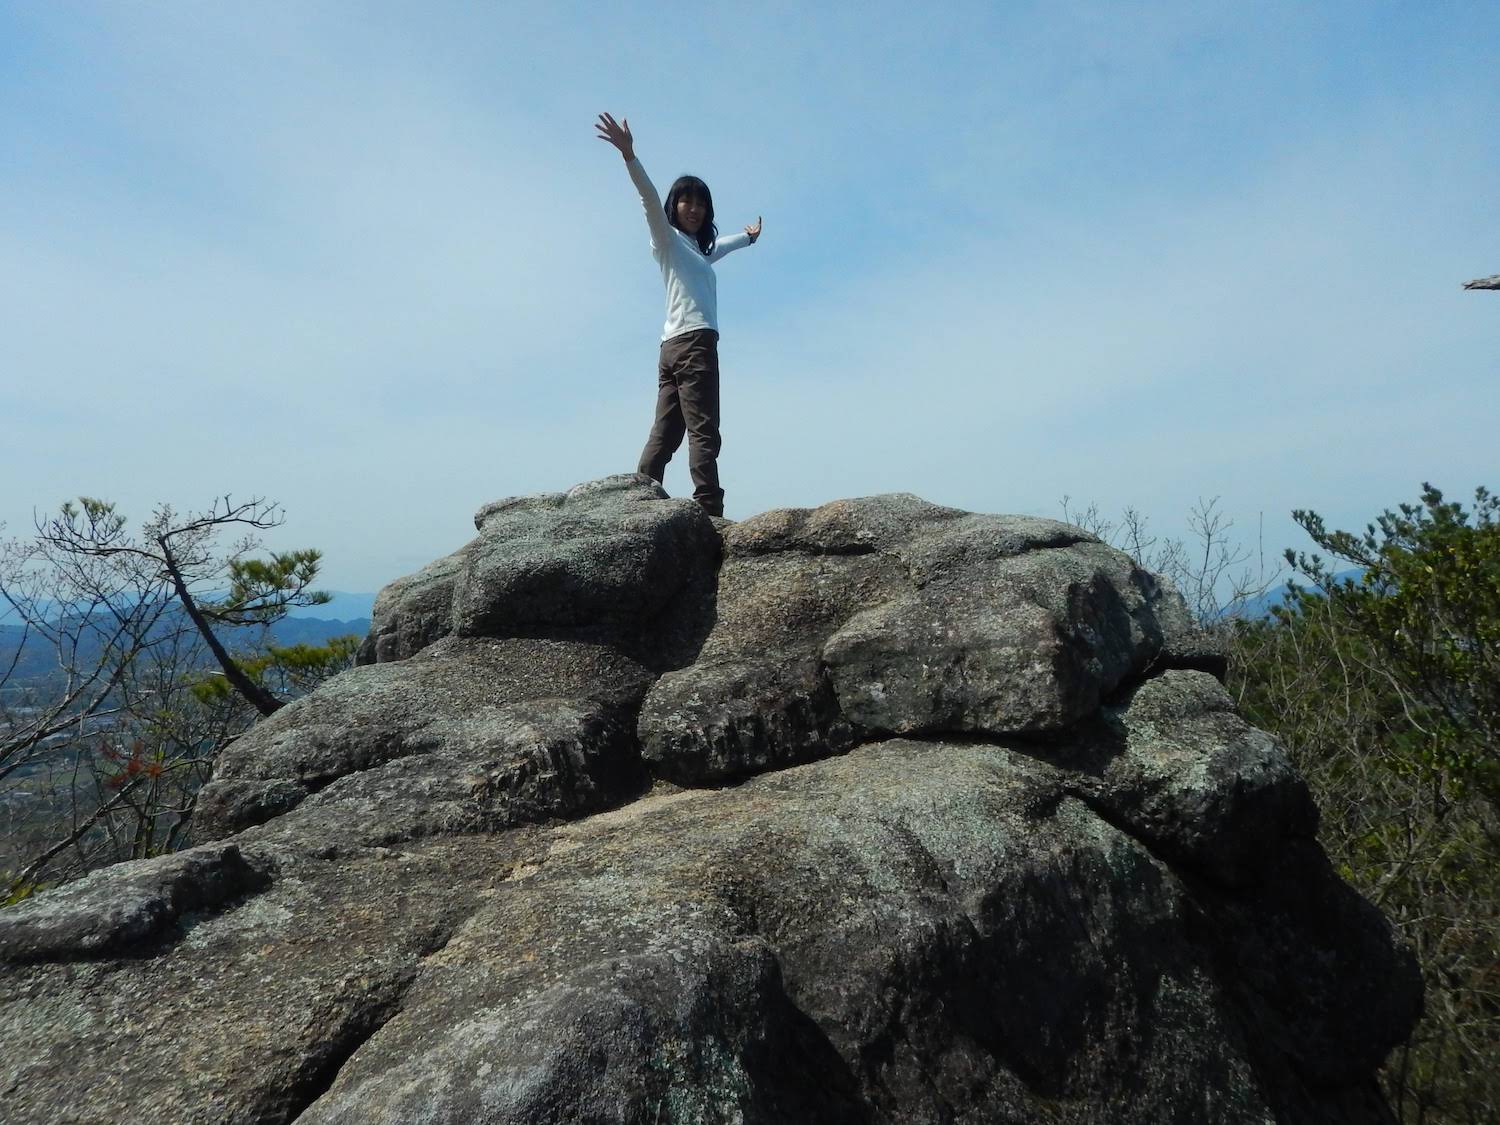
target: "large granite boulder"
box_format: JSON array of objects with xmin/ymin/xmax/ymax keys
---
[
  {"xmin": 288, "ymin": 733, "xmax": 1413, "ymax": 1125},
  {"xmin": 1055, "ymin": 670, "xmax": 1320, "ymax": 887},
  {"xmin": 194, "ymin": 635, "xmax": 655, "ymax": 846},
  {"xmin": 355, "ymin": 546, "xmax": 468, "ymax": 665},
  {"xmin": 0, "ymin": 480, "xmax": 1416, "ymax": 1125},
  {"xmin": 357, "ymin": 475, "xmax": 719, "ymax": 668},
  {"xmin": 639, "ymin": 496, "xmax": 1221, "ymax": 785},
  {"xmin": 0, "ymin": 843, "xmax": 269, "ymax": 964}
]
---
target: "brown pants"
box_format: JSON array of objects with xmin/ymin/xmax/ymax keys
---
[{"xmin": 637, "ymin": 329, "xmax": 724, "ymax": 517}]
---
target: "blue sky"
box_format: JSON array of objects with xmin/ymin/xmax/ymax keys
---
[{"xmin": 3, "ymin": 2, "xmax": 1497, "ymax": 592}]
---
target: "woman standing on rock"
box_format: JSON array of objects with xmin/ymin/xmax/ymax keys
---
[{"xmin": 595, "ymin": 112, "xmax": 761, "ymax": 519}]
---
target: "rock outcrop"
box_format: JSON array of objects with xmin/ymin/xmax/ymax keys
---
[{"xmin": 0, "ymin": 476, "xmax": 1420, "ymax": 1125}]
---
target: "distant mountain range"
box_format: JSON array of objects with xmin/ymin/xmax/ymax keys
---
[
  {"xmin": 285, "ymin": 592, "xmax": 376, "ymax": 621},
  {"xmin": 0, "ymin": 607, "xmax": 371, "ymax": 692},
  {"xmin": 262, "ymin": 616, "xmax": 371, "ymax": 645},
  {"xmin": 1228, "ymin": 569, "xmax": 1364, "ymax": 621},
  {"xmin": 2, "ymin": 591, "xmax": 376, "ymax": 629}
]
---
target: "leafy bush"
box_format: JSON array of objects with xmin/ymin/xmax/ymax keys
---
[{"xmin": 1232, "ymin": 485, "xmax": 1500, "ymax": 1125}]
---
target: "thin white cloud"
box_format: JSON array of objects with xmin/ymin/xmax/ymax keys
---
[{"xmin": 3, "ymin": 2, "xmax": 1497, "ymax": 591}]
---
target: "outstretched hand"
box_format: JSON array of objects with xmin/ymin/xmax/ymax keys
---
[
  {"xmin": 745, "ymin": 215, "xmax": 763, "ymax": 242},
  {"xmin": 595, "ymin": 112, "xmax": 635, "ymax": 161}
]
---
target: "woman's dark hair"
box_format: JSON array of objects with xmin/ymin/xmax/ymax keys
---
[{"xmin": 664, "ymin": 174, "xmax": 717, "ymax": 255}]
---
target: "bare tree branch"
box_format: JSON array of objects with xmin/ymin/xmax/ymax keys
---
[{"xmin": 3, "ymin": 494, "xmax": 350, "ymax": 897}]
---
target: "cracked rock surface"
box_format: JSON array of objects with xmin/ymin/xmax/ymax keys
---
[
  {"xmin": 356, "ymin": 475, "xmax": 719, "ymax": 669},
  {"xmin": 0, "ymin": 480, "xmax": 1418, "ymax": 1124}
]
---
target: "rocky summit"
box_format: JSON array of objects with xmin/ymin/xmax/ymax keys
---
[{"xmin": 0, "ymin": 475, "xmax": 1421, "ymax": 1124}]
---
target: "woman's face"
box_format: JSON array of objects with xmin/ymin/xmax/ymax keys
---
[{"xmin": 674, "ymin": 193, "xmax": 707, "ymax": 235}]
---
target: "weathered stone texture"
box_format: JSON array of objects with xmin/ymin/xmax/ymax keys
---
[
  {"xmin": 357, "ymin": 474, "xmax": 719, "ymax": 668},
  {"xmin": 195, "ymin": 635, "xmax": 655, "ymax": 844},
  {"xmin": 641, "ymin": 497, "xmax": 1218, "ymax": 785},
  {"xmin": 0, "ymin": 480, "xmax": 1417, "ymax": 1125}
]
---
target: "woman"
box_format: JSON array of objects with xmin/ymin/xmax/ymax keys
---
[{"xmin": 595, "ymin": 111, "xmax": 762, "ymax": 518}]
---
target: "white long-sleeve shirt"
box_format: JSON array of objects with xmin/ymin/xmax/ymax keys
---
[{"xmin": 626, "ymin": 157, "xmax": 752, "ymax": 341}]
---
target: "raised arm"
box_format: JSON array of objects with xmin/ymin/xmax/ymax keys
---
[
  {"xmin": 594, "ymin": 111, "xmax": 635, "ymax": 162},
  {"xmin": 595, "ymin": 112, "xmax": 673, "ymax": 250}
]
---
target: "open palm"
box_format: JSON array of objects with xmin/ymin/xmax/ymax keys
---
[{"xmin": 594, "ymin": 112, "xmax": 634, "ymax": 161}]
